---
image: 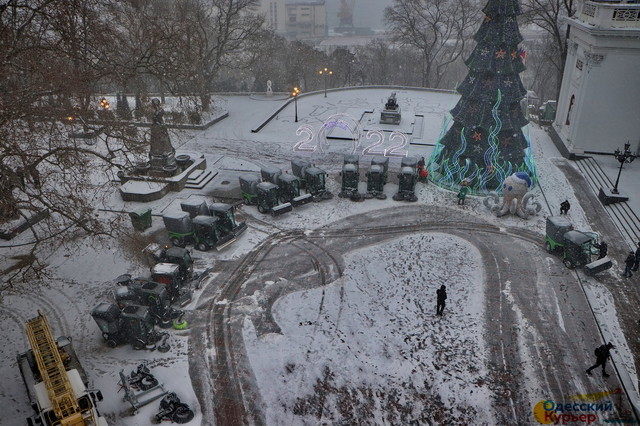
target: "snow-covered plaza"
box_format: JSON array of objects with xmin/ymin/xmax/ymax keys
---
[{"xmin": 1, "ymin": 88, "xmax": 639, "ymax": 425}]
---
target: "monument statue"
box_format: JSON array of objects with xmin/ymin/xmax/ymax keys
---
[{"xmin": 149, "ymin": 98, "xmax": 176, "ymax": 174}]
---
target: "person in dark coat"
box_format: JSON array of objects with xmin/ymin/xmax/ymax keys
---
[
  {"xmin": 560, "ymin": 200, "xmax": 570, "ymax": 215},
  {"xmin": 594, "ymin": 241, "xmax": 608, "ymax": 260},
  {"xmin": 436, "ymin": 285, "xmax": 447, "ymax": 316},
  {"xmin": 623, "ymin": 251, "xmax": 635, "ymax": 277},
  {"xmin": 457, "ymin": 184, "xmax": 469, "ymax": 205},
  {"xmin": 632, "ymin": 242, "xmax": 640, "ymax": 272},
  {"xmin": 586, "ymin": 342, "xmax": 614, "ymax": 377}
]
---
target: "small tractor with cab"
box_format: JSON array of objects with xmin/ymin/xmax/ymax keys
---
[
  {"xmin": 256, "ymin": 181, "xmax": 293, "ymax": 215},
  {"xmin": 91, "ymin": 302, "xmax": 164, "ymax": 349},
  {"xmin": 339, "ymin": 154, "xmax": 362, "ymax": 200},
  {"xmin": 544, "ymin": 216, "xmax": 612, "ymax": 275},
  {"xmin": 304, "ymin": 166, "xmax": 333, "ymax": 201},
  {"xmin": 393, "ymin": 157, "xmax": 419, "ymax": 202},
  {"xmin": 365, "ymin": 164, "xmax": 387, "ymax": 199},
  {"xmin": 261, "ymin": 165, "xmax": 312, "ymax": 206}
]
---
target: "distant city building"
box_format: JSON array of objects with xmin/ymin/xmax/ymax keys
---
[
  {"xmin": 285, "ymin": 1, "xmax": 327, "ymax": 39},
  {"xmin": 253, "ymin": 0, "xmax": 287, "ymax": 34},
  {"xmin": 552, "ymin": 0, "xmax": 640, "ymax": 156}
]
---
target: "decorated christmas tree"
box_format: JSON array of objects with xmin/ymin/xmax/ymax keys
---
[{"xmin": 427, "ymin": 0, "xmax": 536, "ymax": 194}]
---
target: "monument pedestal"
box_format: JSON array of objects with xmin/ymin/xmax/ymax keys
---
[{"xmin": 598, "ymin": 187, "xmax": 629, "ymax": 205}]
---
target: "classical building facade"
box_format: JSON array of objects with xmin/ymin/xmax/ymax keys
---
[{"xmin": 552, "ymin": 0, "xmax": 640, "ymax": 156}]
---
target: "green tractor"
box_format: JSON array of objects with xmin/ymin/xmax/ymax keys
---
[
  {"xmin": 393, "ymin": 166, "xmax": 418, "ymax": 202},
  {"xmin": 339, "ymin": 163, "xmax": 361, "ymax": 200},
  {"xmin": 365, "ymin": 164, "xmax": 387, "ymax": 199},
  {"xmin": 371, "ymin": 156, "xmax": 389, "ymax": 185},
  {"xmin": 162, "ymin": 211, "xmax": 195, "ymax": 248},
  {"xmin": 277, "ymin": 173, "xmax": 313, "ymax": 206},
  {"xmin": 143, "ymin": 243, "xmax": 194, "ymax": 282},
  {"xmin": 291, "ymin": 159, "xmax": 311, "ymax": 189},
  {"xmin": 192, "ymin": 215, "xmax": 236, "ymax": 251},
  {"xmin": 339, "ymin": 154, "xmax": 361, "ymax": 200},
  {"xmin": 91, "ymin": 303, "xmax": 162, "ymax": 349},
  {"xmin": 544, "ymin": 216, "xmax": 611, "ymax": 273},
  {"xmin": 179, "ymin": 199, "xmax": 209, "ymax": 218},
  {"xmin": 239, "ymin": 174, "xmax": 261, "ymax": 205},
  {"xmin": 151, "ymin": 262, "xmax": 193, "ymax": 305},
  {"xmin": 256, "ymin": 182, "xmax": 293, "ymax": 215},
  {"xmin": 114, "ymin": 279, "xmax": 181, "ymax": 328},
  {"xmin": 304, "ymin": 166, "xmax": 333, "ymax": 201},
  {"xmin": 262, "ymin": 165, "xmax": 312, "ymax": 206},
  {"xmin": 208, "ymin": 202, "xmax": 247, "ymax": 237}
]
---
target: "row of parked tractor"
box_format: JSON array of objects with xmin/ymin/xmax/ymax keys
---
[{"xmin": 239, "ymin": 155, "xmax": 422, "ymax": 217}]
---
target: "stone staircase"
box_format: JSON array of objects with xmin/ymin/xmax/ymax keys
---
[
  {"xmin": 574, "ymin": 156, "xmax": 640, "ymax": 249},
  {"xmin": 185, "ymin": 168, "xmax": 217, "ymax": 190}
]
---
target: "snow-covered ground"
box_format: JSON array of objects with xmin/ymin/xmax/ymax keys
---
[{"xmin": 1, "ymin": 89, "xmax": 638, "ymax": 425}]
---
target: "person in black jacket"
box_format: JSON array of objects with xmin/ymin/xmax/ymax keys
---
[
  {"xmin": 436, "ymin": 285, "xmax": 447, "ymax": 316},
  {"xmin": 623, "ymin": 251, "xmax": 635, "ymax": 277},
  {"xmin": 560, "ymin": 200, "xmax": 570, "ymax": 215},
  {"xmin": 632, "ymin": 242, "xmax": 640, "ymax": 272},
  {"xmin": 594, "ymin": 241, "xmax": 608, "ymax": 260},
  {"xmin": 586, "ymin": 342, "xmax": 614, "ymax": 377}
]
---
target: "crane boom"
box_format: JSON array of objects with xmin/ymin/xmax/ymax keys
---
[{"xmin": 25, "ymin": 311, "xmax": 96, "ymax": 425}]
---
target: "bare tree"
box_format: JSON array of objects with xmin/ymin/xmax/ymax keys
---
[
  {"xmin": 521, "ymin": 0, "xmax": 575, "ymax": 97},
  {"xmin": 1, "ymin": 0, "xmax": 145, "ymax": 283},
  {"xmin": 384, "ymin": 0, "xmax": 479, "ymax": 88}
]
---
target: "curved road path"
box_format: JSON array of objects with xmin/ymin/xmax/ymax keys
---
[{"xmin": 188, "ymin": 204, "xmax": 633, "ymax": 425}]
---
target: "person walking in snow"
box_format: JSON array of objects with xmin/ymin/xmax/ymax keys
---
[
  {"xmin": 436, "ymin": 285, "xmax": 447, "ymax": 316},
  {"xmin": 586, "ymin": 342, "xmax": 614, "ymax": 378},
  {"xmin": 560, "ymin": 200, "xmax": 570, "ymax": 215},
  {"xmin": 632, "ymin": 242, "xmax": 640, "ymax": 272},
  {"xmin": 623, "ymin": 251, "xmax": 635, "ymax": 277}
]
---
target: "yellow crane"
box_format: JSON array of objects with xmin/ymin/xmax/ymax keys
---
[{"xmin": 23, "ymin": 311, "xmax": 106, "ymax": 425}]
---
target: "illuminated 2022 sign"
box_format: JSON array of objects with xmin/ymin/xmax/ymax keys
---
[{"xmin": 293, "ymin": 113, "xmax": 409, "ymax": 158}]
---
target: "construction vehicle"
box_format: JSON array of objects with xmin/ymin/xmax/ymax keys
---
[
  {"xmin": 163, "ymin": 210, "xmax": 238, "ymax": 251},
  {"xmin": 261, "ymin": 166, "xmax": 312, "ymax": 206},
  {"xmin": 304, "ymin": 167, "xmax": 333, "ymax": 200},
  {"xmin": 143, "ymin": 243, "xmax": 194, "ymax": 282},
  {"xmin": 191, "ymin": 215, "xmax": 236, "ymax": 251},
  {"xmin": 365, "ymin": 164, "xmax": 387, "ymax": 199},
  {"xmin": 17, "ymin": 311, "xmax": 107, "ymax": 426},
  {"xmin": 380, "ymin": 92, "xmax": 401, "ymax": 125},
  {"xmin": 544, "ymin": 216, "xmax": 612, "ymax": 273},
  {"xmin": 371, "ymin": 156, "xmax": 389, "ymax": 185},
  {"xmin": 339, "ymin": 163, "xmax": 361, "ymax": 199},
  {"xmin": 208, "ymin": 202, "xmax": 247, "ymax": 237},
  {"xmin": 239, "ymin": 174, "xmax": 261, "ymax": 205},
  {"xmin": 261, "ymin": 165, "xmax": 282, "ymax": 184},
  {"xmin": 256, "ymin": 182, "xmax": 293, "ymax": 215},
  {"xmin": 163, "ymin": 211, "xmax": 195, "ymax": 248},
  {"xmin": 291, "ymin": 159, "xmax": 311, "ymax": 188},
  {"xmin": 276, "ymin": 173, "xmax": 313, "ymax": 206},
  {"xmin": 92, "ymin": 302, "xmax": 163, "ymax": 349},
  {"xmin": 179, "ymin": 199, "xmax": 209, "ymax": 218},
  {"xmin": 393, "ymin": 166, "xmax": 418, "ymax": 202},
  {"xmin": 114, "ymin": 279, "xmax": 182, "ymax": 328}
]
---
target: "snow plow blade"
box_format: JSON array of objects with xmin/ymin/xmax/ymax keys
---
[
  {"xmin": 215, "ymin": 234, "xmax": 237, "ymax": 251},
  {"xmin": 584, "ymin": 256, "xmax": 612, "ymax": 276},
  {"xmin": 291, "ymin": 194, "xmax": 313, "ymax": 207},
  {"xmin": 271, "ymin": 202, "xmax": 293, "ymax": 216},
  {"xmin": 232, "ymin": 221, "xmax": 247, "ymax": 237}
]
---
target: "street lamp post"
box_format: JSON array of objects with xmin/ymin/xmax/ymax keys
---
[
  {"xmin": 292, "ymin": 87, "xmax": 300, "ymax": 122},
  {"xmin": 612, "ymin": 141, "xmax": 636, "ymax": 194},
  {"xmin": 319, "ymin": 67, "xmax": 333, "ymax": 97}
]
